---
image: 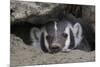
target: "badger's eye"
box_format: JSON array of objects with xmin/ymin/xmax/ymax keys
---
[
  {"xmin": 62, "ymin": 33, "xmax": 68, "ymax": 38},
  {"xmin": 46, "ymin": 35, "xmax": 50, "ymax": 40}
]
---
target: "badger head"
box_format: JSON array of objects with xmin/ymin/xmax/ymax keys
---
[{"xmin": 40, "ymin": 21, "xmax": 83, "ymax": 53}]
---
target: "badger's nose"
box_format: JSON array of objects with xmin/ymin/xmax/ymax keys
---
[
  {"xmin": 50, "ymin": 43, "xmax": 61, "ymax": 52},
  {"xmin": 51, "ymin": 45, "xmax": 60, "ymax": 49}
]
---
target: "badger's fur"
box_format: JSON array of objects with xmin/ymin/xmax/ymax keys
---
[{"xmin": 30, "ymin": 14, "xmax": 95, "ymax": 53}]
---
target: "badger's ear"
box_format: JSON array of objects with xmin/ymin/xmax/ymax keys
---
[
  {"xmin": 30, "ymin": 27, "xmax": 41, "ymax": 42},
  {"xmin": 73, "ymin": 22, "xmax": 82, "ymax": 38}
]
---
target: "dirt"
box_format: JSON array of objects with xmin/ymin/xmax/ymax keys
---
[{"xmin": 10, "ymin": 34, "xmax": 95, "ymax": 67}]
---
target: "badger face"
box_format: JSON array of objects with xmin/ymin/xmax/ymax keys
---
[{"xmin": 40, "ymin": 20, "xmax": 83, "ymax": 53}]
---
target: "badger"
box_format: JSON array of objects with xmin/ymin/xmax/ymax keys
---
[{"xmin": 30, "ymin": 14, "xmax": 95, "ymax": 53}]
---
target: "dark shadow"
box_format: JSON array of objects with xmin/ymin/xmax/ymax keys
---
[{"xmin": 11, "ymin": 22, "xmax": 42, "ymax": 45}]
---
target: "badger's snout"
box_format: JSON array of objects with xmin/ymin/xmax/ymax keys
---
[{"xmin": 50, "ymin": 42, "xmax": 61, "ymax": 53}]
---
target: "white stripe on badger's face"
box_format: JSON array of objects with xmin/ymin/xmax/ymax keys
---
[
  {"xmin": 62, "ymin": 24, "xmax": 73, "ymax": 52},
  {"xmin": 54, "ymin": 21, "xmax": 58, "ymax": 39},
  {"xmin": 44, "ymin": 30, "xmax": 50, "ymax": 52},
  {"xmin": 54, "ymin": 21, "xmax": 57, "ymax": 31}
]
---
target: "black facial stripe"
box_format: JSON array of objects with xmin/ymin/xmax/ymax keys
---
[
  {"xmin": 68, "ymin": 29, "xmax": 75, "ymax": 49},
  {"xmin": 40, "ymin": 32, "xmax": 48, "ymax": 52}
]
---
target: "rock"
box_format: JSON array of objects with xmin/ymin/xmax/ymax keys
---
[
  {"xmin": 11, "ymin": 0, "xmax": 95, "ymax": 26},
  {"xmin": 10, "ymin": 0, "xmax": 83, "ymax": 25},
  {"xmin": 10, "ymin": 0, "xmax": 59, "ymax": 24}
]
